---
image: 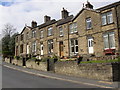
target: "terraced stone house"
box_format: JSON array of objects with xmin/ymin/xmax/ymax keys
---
[{"xmin": 15, "ymin": 1, "xmax": 120, "ymax": 59}]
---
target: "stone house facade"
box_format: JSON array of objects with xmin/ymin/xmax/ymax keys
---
[{"xmin": 15, "ymin": 1, "xmax": 120, "ymax": 59}]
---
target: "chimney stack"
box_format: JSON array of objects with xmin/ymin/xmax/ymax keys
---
[
  {"xmin": 85, "ymin": 1, "xmax": 93, "ymax": 9},
  {"xmin": 31, "ymin": 21, "xmax": 37, "ymax": 28},
  {"xmin": 44, "ymin": 15, "xmax": 51, "ymax": 23},
  {"xmin": 61, "ymin": 8, "xmax": 69, "ymax": 19}
]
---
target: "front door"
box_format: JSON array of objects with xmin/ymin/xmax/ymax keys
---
[
  {"xmin": 40, "ymin": 44, "xmax": 43, "ymax": 55},
  {"xmin": 27, "ymin": 44, "xmax": 30, "ymax": 54},
  {"xmin": 88, "ymin": 38, "xmax": 94, "ymax": 54},
  {"xmin": 59, "ymin": 42, "xmax": 64, "ymax": 57}
]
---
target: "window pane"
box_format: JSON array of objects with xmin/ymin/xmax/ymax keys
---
[
  {"xmin": 75, "ymin": 46, "xmax": 78, "ymax": 53},
  {"xmin": 88, "ymin": 41, "xmax": 91, "ymax": 47},
  {"xmin": 102, "ymin": 14, "xmax": 107, "ymax": 25},
  {"xmin": 71, "ymin": 39, "xmax": 74, "ymax": 46},
  {"xmin": 59, "ymin": 27, "xmax": 63, "ymax": 36},
  {"xmin": 109, "ymin": 33, "xmax": 115, "ymax": 48},
  {"xmin": 48, "ymin": 39, "xmax": 53, "ymax": 53},
  {"xmin": 103, "ymin": 34, "xmax": 109, "ymax": 49},
  {"xmin": 48, "ymin": 27, "xmax": 52, "ymax": 36},
  {"xmin": 86, "ymin": 18, "xmax": 92, "ymax": 29},
  {"xmin": 75, "ymin": 40, "xmax": 78, "ymax": 45},
  {"xmin": 71, "ymin": 47, "xmax": 74, "ymax": 52},
  {"xmin": 107, "ymin": 12, "xmax": 113, "ymax": 24},
  {"xmin": 40, "ymin": 30, "xmax": 43, "ymax": 38},
  {"xmin": 74, "ymin": 23, "xmax": 77, "ymax": 32},
  {"xmin": 69, "ymin": 24, "xmax": 73, "ymax": 33}
]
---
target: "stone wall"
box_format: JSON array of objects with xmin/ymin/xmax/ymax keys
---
[
  {"xmin": 4, "ymin": 57, "xmax": 120, "ymax": 81},
  {"xmin": 11, "ymin": 59, "xmax": 23, "ymax": 66},
  {"xmin": 55, "ymin": 61, "xmax": 120, "ymax": 81},
  {"xmin": 26, "ymin": 60, "xmax": 47, "ymax": 71},
  {"xmin": 4, "ymin": 58, "xmax": 10, "ymax": 63},
  {"xmin": 11, "ymin": 59, "xmax": 47, "ymax": 71}
]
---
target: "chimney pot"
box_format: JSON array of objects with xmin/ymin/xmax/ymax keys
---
[
  {"xmin": 44, "ymin": 15, "xmax": 51, "ymax": 23},
  {"xmin": 85, "ymin": 1, "xmax": 93, "ymax": 9},
  {"xmin": 61, "ymin": 8, "xmax": 69, "ymax": 19},
  {"xmin": 31, "ymin": 21, "xmax": 37, "ymax": 28}
]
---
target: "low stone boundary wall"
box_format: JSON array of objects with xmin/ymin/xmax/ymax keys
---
[
  {"xmin": 4, "ymin": 58, "xmax": 10, "ymax": 63},
  {"xmin": 89, "ymin": 55, "xmax": 118, "ymax": 60},
  {"xmin": 26, "ymin": 60, "xmax": 47, "ymax": 71},
  {"xmin": 55, "ymin": 61, "xmax": 120, "ymax": 81},
  {"xmin": 4, "ymin": 57, "xmax": 120, "ymax": 81},
  {"xmin": 11, "ymin": 59, "xmax": 23, "ymax": 66}
]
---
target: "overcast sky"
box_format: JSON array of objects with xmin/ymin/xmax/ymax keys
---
[{"xmin": 0, "ymin": 0, "xmax": 120, "ymax": 37}]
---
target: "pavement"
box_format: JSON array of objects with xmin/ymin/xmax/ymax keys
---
[{"xmin": 2, "ymin": 62, "xmax": 120, "ymax": 88}]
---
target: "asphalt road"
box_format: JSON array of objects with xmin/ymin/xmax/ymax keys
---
[{"xmin": 2, "ymin": 66, "xmax": 100, "ymax": 88}]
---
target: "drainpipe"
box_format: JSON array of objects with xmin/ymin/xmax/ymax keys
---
[
  {"xmin": 115, "ymin": 6, "xmax": 120, "ymax": 56},
  {"xmin": 68, "ymin": 24, "xmax": 70, "ymax": 58}
]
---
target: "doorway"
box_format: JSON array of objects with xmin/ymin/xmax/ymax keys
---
[
  {"xmin": 88, "ymin": 37, "xmax": 94, "ymax": 54},
  {"xmin": 59, "ymin": 41, "xmax": 64, "ymax": 57}
]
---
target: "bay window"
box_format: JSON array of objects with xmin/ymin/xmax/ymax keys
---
[
  {"xmin": 103, "ymin": 32, "xmax": 115, "ymax": 50},
  {"xmin": 70, "ymin": 39, "xmax": 78, "ymax": 55}
]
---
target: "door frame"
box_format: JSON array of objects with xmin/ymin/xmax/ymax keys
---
[
  {"xmin": 59, "ymin": 41, "xmax": 64, "ymax": 57},
  {"xmin": 88, "ymin": 37, "xmax": 94, "ymax": 54}
]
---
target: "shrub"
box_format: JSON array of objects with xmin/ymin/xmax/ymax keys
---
[{"xmin": 14, "ymin": 56, "xmax": 20, "ymax": 60}]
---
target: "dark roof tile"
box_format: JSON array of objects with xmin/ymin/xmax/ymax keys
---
[
  {"xmin": 97, "ymin": 1, "xmax": 120, "ymax": 11},
  {"xmin": 57, "ymin": 15, "xmax": 73, "ymax": 26},
  {"xmin": 38, "ymin": 19, "xmax": 56, "ymax": 29}
]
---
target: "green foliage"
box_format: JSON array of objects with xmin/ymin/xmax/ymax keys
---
[
  {"xmin": 41, "ymin": 57, "xmax": 49, "ymax": 62},
  {"xmin": 9, "ymin": 33, "xmax": 18, "ymax": 56},
  {"xmin": 80, "ymin": 59, "xmax": 120, "ymax": 64},
  {"xmin": 14, "ymin": 56, "xmax": 20, "ymax": 60},
  {"xmin": 2, "ymin": 35, "xmax": 11, "ymax": 58},
  {"xmin": 2, "ymin": 33, "xmax": 18, "ymax": 58},
  {"xmin": 31, "ymin": 57, "xmax": 37, "ymax": 61}
]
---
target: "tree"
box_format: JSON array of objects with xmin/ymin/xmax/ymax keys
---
[
  {"xmin": 9, "ymin": 33, "xmax": 18, "ymax": 56},
  {"xmin": 2, "ymin": 23, "xmax": 18, "ymax": 58},
  {"xmin": 2, "ymin": 35, "xmax": 11, "ymax": 58},
  {"xmin": 2, "ymin": 23, "xmax": 16, "ymax": 37}
]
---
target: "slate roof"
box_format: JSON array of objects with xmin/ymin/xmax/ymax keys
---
[
  {"xmin": 38, "ymin": 19, "xmax": 57, "ymax": 29},
  {"xmin": 57, "ymin": 15, "xmax": 74, "ymax": 26},
  {"xmin": 20, "ymin": 26, "xmax": 32, "ymax": 34},
  {"xmin": 97, "ymin": 1, "xmax": 120, "ymax": 11}
]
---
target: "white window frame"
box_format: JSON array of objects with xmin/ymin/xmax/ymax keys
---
[
  {"xmin": 101, "ymin": 11, "xmax": 113, "ymax": 25},
  {"xmin": 86, "ymin": 18, "xmax": 92, "ymax": 29},
  {"xmin": 40, "ymin": 30, "xmax": 44, "ymax": 38},
  {"xmin": 102, "ymin": 13, "xmax": 107, "ymax": 25},
  {"xmin": 107, "ymin": 11, "xmax": 113, "ymax": 24},
  {"xmin": 69, "ymin": 22, "xmax": 77, "ymax": 34},
  {"xmin": 48, "ymin": 27, "xmax": 53, "ymax": 36},
  {"xmin": 103, "ymin": 32, "xmax": 115, "ymax": 50},
  {"xmin": 75, "ymin": 39, "xmax": 78, "ymax": 54},
  {"xmin": 70, "ymin": 39, "xmax": 78, "ymax": 55},
  {"xmin": 69, "ymin": 24, "xmax": 74, "ymax": 34},
  {"xmin": 26, "ymin": 44, "xmax": 29, "ymax": 54},
  {"xmin": 48, "ymin": 39, "xmax": 53, "ymax": 54},
  {"xmin": 59, "ymin": 26, "xmax": 63, "ymax": 36},
  {"xmin": 74, "ymin": 22, "xmax": 77, "ymax": 33},
  {"xmin": 109, "ymin": 32, "xmax": 115, "ymax": 49},
  {"xmin": 40, "ymin": 43, "xmax": 43, "ymax": 55},
  {"xmin": 32, "ymin": 30, "xmax": 36, "ymax": 38},
  {"xmin": 32, "ymin": 41, "xmax": 36, "ymax": 53}
]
